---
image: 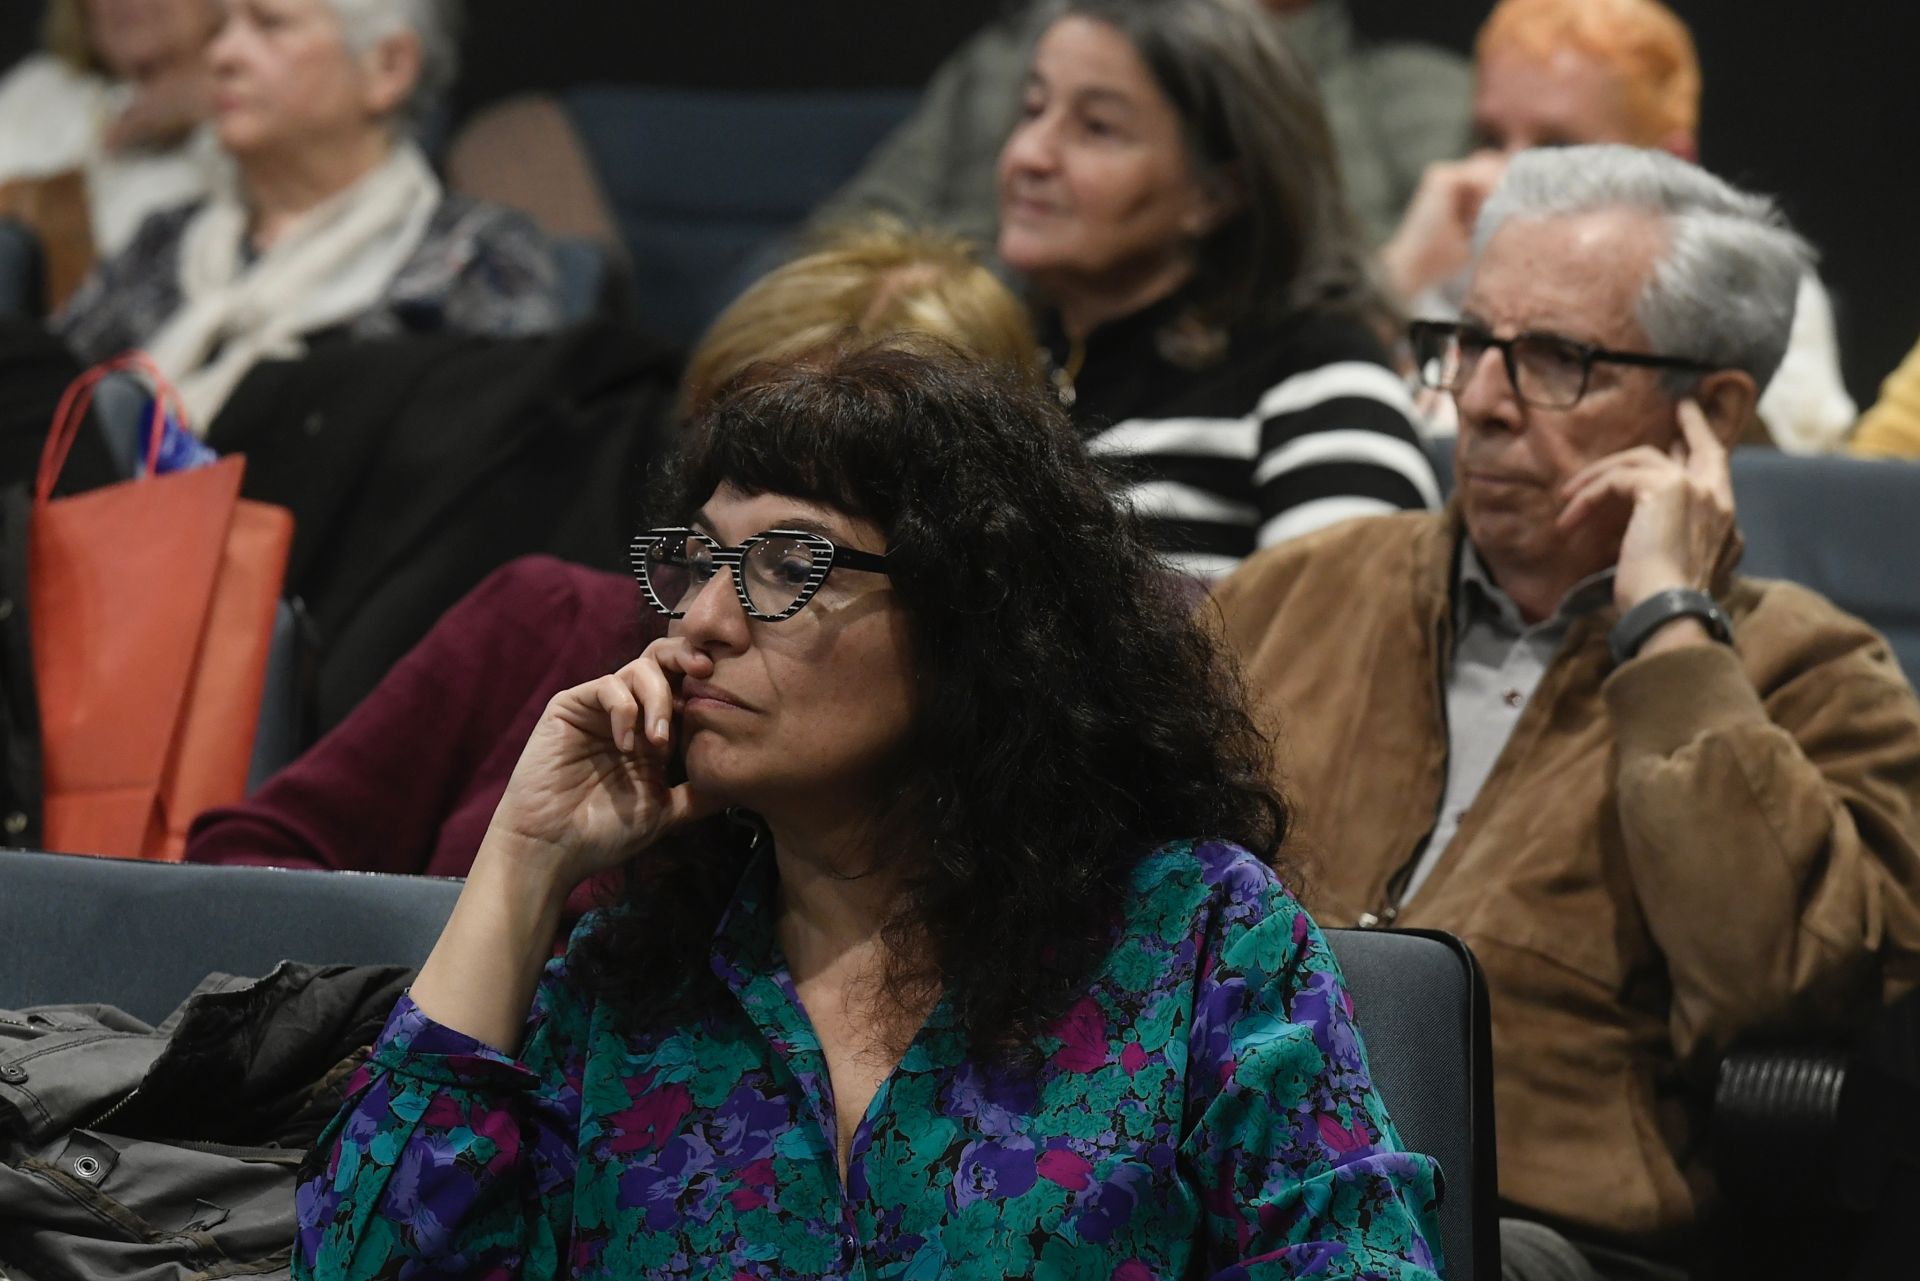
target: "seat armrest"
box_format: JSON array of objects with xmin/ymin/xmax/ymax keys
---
[
  {"xmin": 1713, "ymin": 989, "xmax": 1920, "ymax": 1214},
  {"xmin": 1712, "ymin": 1046, "xmax": 1850, "ymax": 1207}
]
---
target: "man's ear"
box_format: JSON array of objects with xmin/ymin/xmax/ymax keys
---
[
  {"xmin": 1688, "ymin": 369, "xmax": 1759, "ymax": 447},
  {"xmin": 361, "ymin": 30, "xmax": 423, "ymax": 123}
]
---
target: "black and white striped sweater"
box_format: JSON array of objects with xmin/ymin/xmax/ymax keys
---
[{"xmin": 1046, "ymin": 292, "xmax": 1439, "ymax": 580}]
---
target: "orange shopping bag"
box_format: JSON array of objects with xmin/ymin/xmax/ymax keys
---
[{"xmin": 29, "ymin": 354, "xmax": 293, "ymax": 861}]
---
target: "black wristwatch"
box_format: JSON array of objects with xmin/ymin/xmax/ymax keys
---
[{"xmin": 1608, "ymin": 588, "xmax": 1733, "ymax": 666}]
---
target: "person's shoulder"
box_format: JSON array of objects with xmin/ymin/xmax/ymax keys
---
[
  {"xmin": 1246, "ymin": 304, "xmax": 1395, "ymax": 375},
  {"xmin": 0, "ymin": 54, "xmax": 98, "ymax": 110},
  {"xmin": 1128, "ymin": 839, "xmax": 1325, "ymax": 975},
  {"xmin": 1133, "ymin": 837, "xmax": 1284, "ymax": 894},
  {"xmin": 432, "ymin": 192, "xmax": 556, "ymax": 261},
  {"xmin": 1130, "ymin": 839, "xmax": 1293, "ymax": 922},
  {"xmin": 1727, "ymin": 574, "xmax": 1916, "ymax": 696},
  {"xmin": 459, "ymin": 555, "xmax": 632, "ymax": 628},
  {"xmin": 1349, "ymin": 41, "xmax": 1473, "ymax": 94},
  {"xmin": 54, "ymin": 196, "xmax": 201, "ymax": 342},
  {"xmin": 409, "ymin": 192, "xmax": 565, "ymax": 334},
  {"xmin": 1212, "ymin": 509, "xmax": 1439, "ymax": 611}
]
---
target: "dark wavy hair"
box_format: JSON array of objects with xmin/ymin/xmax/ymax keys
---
[
  {"xmin": 1056, "ymin": 0, "xmax": 1382, "ymax": 328},
  {"xmin": 574, "ymin": 340, "xmax": 1288, "ymax": 1061}
]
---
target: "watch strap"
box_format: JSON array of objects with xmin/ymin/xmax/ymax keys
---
[{"xmin": 1608, "ymin": 588, "xmax": 1733, "ymax": 666}]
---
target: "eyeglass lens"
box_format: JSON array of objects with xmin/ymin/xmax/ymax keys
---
[
  {"xmin": 643, "ymin": 532, "xmax": 827, "ymax": 618},
  {"xmin": 1415, "ymin": 326, "xmax": 1589, "ymax": 409}
]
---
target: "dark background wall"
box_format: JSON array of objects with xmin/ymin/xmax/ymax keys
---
[{"xmin": 5, "ymin": 1, "xmax": 1914, "ymax": 402}]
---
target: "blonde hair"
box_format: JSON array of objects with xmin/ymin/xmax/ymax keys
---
[
  {"xmin": 1477, "ymin": 0, "xmax": 1701, "ymax": 145},
  {"xmin": 682, "ymin": 220, "xmax": 1040, "ymax": 416}
]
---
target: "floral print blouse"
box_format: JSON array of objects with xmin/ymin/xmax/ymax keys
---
[{"xmin": 295, "ymin": 840, "xmax": 1444, "ymax": 1279}]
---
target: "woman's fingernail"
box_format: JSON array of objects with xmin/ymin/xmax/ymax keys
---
[{"xmin": 653, "ymin": 718, "xmax": 670, "ymax": 742}]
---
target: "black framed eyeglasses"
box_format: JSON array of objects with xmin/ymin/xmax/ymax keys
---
[
  {"xmin": 630, "ymin": 527, "xmax": 892, "ymax": 623},
  {"xmin": 1409, "ymin": 319, "xmax": 1719, "ymax": 410}
]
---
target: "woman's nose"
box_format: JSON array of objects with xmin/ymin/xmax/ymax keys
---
[
  {"xmin": 1000, "ymin": 115, "xmax": 1057, "ymax": 177},
  {"xmin": 675, "ymin": 565, "xmax": 751, "ymax": 647}
]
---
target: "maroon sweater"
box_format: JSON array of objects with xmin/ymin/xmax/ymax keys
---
[{"xmin": 186, "ymin": 557, "xmax": 662, "ymax": 896}]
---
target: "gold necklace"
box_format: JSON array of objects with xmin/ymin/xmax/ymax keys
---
[{"xmin": 1050, "ymin": 336, "xmax": 1086, "ymax": 408}]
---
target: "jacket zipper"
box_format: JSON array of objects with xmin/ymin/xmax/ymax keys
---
[
  {"xmin": 1360, "ymin": 577, "xmax": 1458, "ymax": 928},
  {"xmin": 85, "ymin": 1086, "xmax": 142, "ymax": 1130}
]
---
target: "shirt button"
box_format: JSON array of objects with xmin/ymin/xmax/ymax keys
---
[
  {"xmin": 0, "ymin": 596, "xmax": 13, "ymax": 621},
  {"xmin": 1502, "ymin": 688, "xmax": 1523, "ymax": 708},
  {"xmin": 0, "ymin": 1064, "xmax": 26, "ymax": 1084},
  {"xmin": 3, "ymin": 812, "xmax": 26, "ymax": 836}
]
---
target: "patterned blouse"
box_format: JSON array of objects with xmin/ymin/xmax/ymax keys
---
[{"xmin": 295, "ymin": 840, "xmax": 1444, "ymax": 1279}]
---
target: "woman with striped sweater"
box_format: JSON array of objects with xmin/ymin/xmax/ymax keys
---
[{"xmin": 998, "ymin": 0, "xmax": 1440, "ymax": 579}]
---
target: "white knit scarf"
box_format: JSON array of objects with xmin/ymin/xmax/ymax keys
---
[{"xmin": 145, "ymin": 141, "xmax": 441, "ymax": 430}]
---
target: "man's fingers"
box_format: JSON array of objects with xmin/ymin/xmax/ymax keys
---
[
  {"xmin": 1558, "ymin": 473, "xmax": 1632, "ymax": 529},
  {"xmin": 1676, "ymin": 398, "xmax": 1725, "ymax": 468},
  {"xmin": 1675, "ymin": 398, "xmax": 1736, "ymax": 505},
  {"xmin": 1560, "ymin": 447, "xmax": 1671, "ymax": 499}
]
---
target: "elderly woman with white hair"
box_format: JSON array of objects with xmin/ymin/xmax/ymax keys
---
[{"xmin": 55, "ymin": 0, "xmax": 565, "ymax": 428}]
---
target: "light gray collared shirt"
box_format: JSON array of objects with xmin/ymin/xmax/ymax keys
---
[{"xmin": 1397, "ymin": 544, "xmax": 1615, "ymax": 904}]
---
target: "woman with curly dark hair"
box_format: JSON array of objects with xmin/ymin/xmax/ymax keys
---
[{"xmin": 295, "ymin": 342, "xmax": 1443, "ymax": 1280}]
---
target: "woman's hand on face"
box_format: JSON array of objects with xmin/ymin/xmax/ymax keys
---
[{"xmin": 485, "ymin": 637, "xmax": 723, "ymax": 890}]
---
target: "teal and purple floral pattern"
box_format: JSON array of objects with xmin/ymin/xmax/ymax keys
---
[{"xmin": 295, "ymin": 840, "xmax": 1443, "ymax": 1279}]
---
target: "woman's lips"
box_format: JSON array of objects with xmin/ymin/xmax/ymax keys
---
[
  {"xmin": 680, "ymin": 680, "xmax": 751, "ymax": 713},
  {"xmin": 1002, "ymin": 194, "xmax": 1062, "ymax": 222}
]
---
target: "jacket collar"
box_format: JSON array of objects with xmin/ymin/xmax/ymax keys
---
[{"xmin": 1416, "ymin": 494, "xmax": 1747, "ymax": 636}]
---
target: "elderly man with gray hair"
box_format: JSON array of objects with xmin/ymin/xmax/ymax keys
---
[
  {"xmin": 1211, "ymin": 144, "xmax": 1920, "ymax": 1280},
  {"xmin": 56, "ymin": 0, "xmax": 564, "ymax": 428}
]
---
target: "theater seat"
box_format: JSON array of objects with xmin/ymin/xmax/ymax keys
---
[
  {"xmin": 1326, "ymin": 927, "xmax": 1497, "ymax": 1281},
  {"xmin": 0, "ymin": 849, "xmax": 462, "ymax": 1023},
  {"xmin": 551, "ymin": 236, "xmax": 631, "ymax": 323},
  {"xmin": 1708, "ymin": 987, "xmax": 1920, "ymax": 1280},
  {"xmin": 560, "ymin": 85, "xmax": 917, "ymax": 343},
  {"xmin": 1729, "ymin": 449, "xmax": 1920, "ymax": 678}
]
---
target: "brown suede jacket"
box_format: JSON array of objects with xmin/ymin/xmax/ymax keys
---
[{"xmin": 1209, "ymin": 509, "xmax": 1920, "ymax": 1247}]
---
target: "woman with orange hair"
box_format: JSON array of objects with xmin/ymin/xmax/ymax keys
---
[{"xmin": 1384, "ymin": 0, "xmax": 1856, "ymax": 455}]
